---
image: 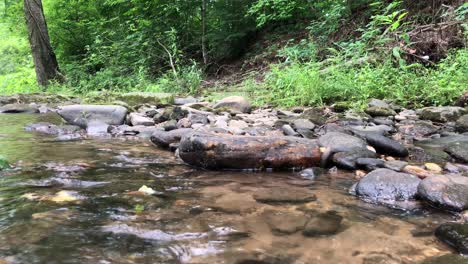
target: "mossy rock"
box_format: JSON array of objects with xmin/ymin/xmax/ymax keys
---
[
  {"xmin": 115, "ymin": 92, "xmax": 174, "ymax": 107},
  {"xmin": 332, "ymin": 102, "xmax": 352, "ymax": 113}
]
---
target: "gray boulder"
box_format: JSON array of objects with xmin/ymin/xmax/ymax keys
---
[
  {"xmin": 57, "ymin": 105, "xmax": 128, "ymax": 128},
  {"xmin": 150, "ymin": 128, "xmax": 193, "ymax": 148},
  {"xmin": 355, "ymin": 168, "xmax": 421, "ymax": 202},
  {"xmin": 318, "ymin": 132, "xmax": 367, "ymax": 153},
  {"xmin": 213, "ymin": 96, "xmax": 251, "ymax": 113},
  {"xmin": 456, "ymin": 114, "xmax": 468, "ymax": 133},
  {"xmin": 0, "ymin": 104, "xmax": 39, "ymax": 114},
  {"xmin": 419, "ymin": 106, "xmax": 467, "ymax": 122},
  {"xmin": 445, "ymin": 141, "xmax": 468, "ymax": 163},
  {"xmin": 418, "ymin": 174, "xmax": 468, "ymax": 210},
  {"xmin": 357, "ymin": 132, "xmax": 408, "ymax": 157}
]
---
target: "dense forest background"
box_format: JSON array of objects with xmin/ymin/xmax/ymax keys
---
[{"xmin": 0, "ymin": 0, "xmax": 467, "ymax": 107}]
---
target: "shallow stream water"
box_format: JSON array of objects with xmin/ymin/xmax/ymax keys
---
[{"xmin": 0, "ymin": 113, "xmax": 462, "ymax": 263}]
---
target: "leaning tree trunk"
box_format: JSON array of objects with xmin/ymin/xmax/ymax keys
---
[{"xmin": 24, "ymin": 0, "xmax": 62, "ymax": 86}]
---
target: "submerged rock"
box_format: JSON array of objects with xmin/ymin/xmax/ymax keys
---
[
  {"xmin": 179, "ymin": 132, "xmax": 321, "ymax": 170},
  {"xmin": 57, "ymin": 105, "xmax": 128, "ymax": 128},
  {"xmin": 418, "ymin": 174, "xmax": 468, "ymax": 210},
  {"xmin": 25, "ymin": 122, "xmax": 82, "ymax": 135},
  {"xmin": 302, "ymin": 211, "xmax": 343, "ymax": 237},
  {"xmin": 421, "ymin": 254, "xmax": 468, "ymax": 264},
  {"xmin": 435, "ymin": 223, "xmax": 468, "ymax": 255},
  {"xmin": 262, "ymin": 209, "xmax": 308, "ymax": 234},
  {"xmin": 355, "ymin": 168, "xmax": 421, "ymax": 202},
  {"xmin": 150, "ymin": 128, "xmax": 193, "ymax": 148},
  {"xmin": 213, "ymin": 96, "xmax": 251, "ymax": 113},
  {"xmin": 253, "ymin": 187, "xmax": 316, "ymax": 203}
]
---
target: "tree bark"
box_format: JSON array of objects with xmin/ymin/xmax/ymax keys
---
[
  {"xmin": 201, "ymin": 0, "xmax": 208, "ymax": 65},
  {"xmin": 178, "ymin": 132, "xmax": 322, "ymax": 170},
  {"xmin": 24, "ymin": 0, "xmax": 62, "ymax": 86}
]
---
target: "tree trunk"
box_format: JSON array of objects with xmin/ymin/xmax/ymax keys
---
[
  {"xmin": 24, "ymin": 0, "xmax": 62, "ymax": 86},
  {"xmin": 178, "ymin": 132, "xmax": 322, "ymax": 170},
  {"xmin": 201, "ymin": 0, "xmax": 208, "ymax": 65}
]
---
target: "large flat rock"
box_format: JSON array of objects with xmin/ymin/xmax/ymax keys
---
[
  {"xmin": 178, "ymin": 132, "xmax": 321, "ymax": 170},
  {"xmin": 57, "ymin": 105, "xmax": 128, "ymax": 128}
]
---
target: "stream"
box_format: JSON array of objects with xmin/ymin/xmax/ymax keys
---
[{"xmin": 0, "ymin": 113, "xmax": 461, "ymax": 263}]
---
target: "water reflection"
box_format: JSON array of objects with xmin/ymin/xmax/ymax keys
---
[{"xmin": 0, "ymin": 113, "xmax": 461, "ymax": 263}]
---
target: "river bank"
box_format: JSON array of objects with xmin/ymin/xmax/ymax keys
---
[{"xmin": 1, "ymin": 92, "xmax": 468, "ymax": 263}]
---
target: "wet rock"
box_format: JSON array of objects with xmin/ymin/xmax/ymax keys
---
[
  {"xmin": 86, "ymin": 120, "xmax": 109, "ymax": 135},
  {"xmin": 292, "ymin": 119, "xmax": 315, "ymax": 138},
  {"xmin": 445, "ymin": 141, "xmax": 468, "ymax": 163},
  {"xmin": 435, "ymin": 223, "xmax": 468, "ymax": 255},
  {"xmin": 318, "ymin": 132, "xmax": 367, "ymax": 153},
  {"xmin": 57, "ymin": 105, "xmax": 128, "ymax": 128},
  {"xmin": 421, "ymin": 254, "xmax": 468, "ymax": 264},
  {"xmin": 282, "ymin": 124, "xmax": 299, "ymax": 136},
  {"xmin": 128, "ymin": 113, "xmax": 155, "ymax": 126},
  {"xmin": 115, "ymin": 92, "xmax": 174, "ymax": 106},
  {"xmin": 356, "ymin": 158, "xmax": 385, "ymax": 171},
  {"xmin": 365, "ymin": 106, "xmax": 396, "ymax": 117},
  {"xmin": 445, "ymin": 162, "xmax": 461, "ymax": 173},
  {"xmin": 188, "ymin": 112, "xmax": 209, "ymax": 125},
  {"xmin": 210, "ymin": 193, "xmax": 258, "ymax": 214},
  {"xmin": 384, "ymin": 160, "xmax": 408, "ymax": 171},
  {"xmin": 262, "ymin": 209, "xmax": 308, "ymax": 234},
  {"xmin": 25, "ymin": 123, "xmax": 82, "ymax": 135},
  {"xmin": 298, "ymin": 167, "xmax": 323, "ymax": 179},
  {"xmin": 332, "ymin": 149, "xmax": 378, "ymax": 170},
  {"xmin": 418, "ymin": 174, "xmax": 468, "ymax": 210},
  {"xmin": 302, "ymin": 211, "xmax": 343, "ymax": 237},
  {"xmin": 150, "ymin": 128, "xmax": 193, "ymax": 148},
  {"xmin": 398, "ymin": 120, "xmax": 439, "ymax": 138},
  {"xmin": 357, "ymin": 132, "xmax": 408, "ymax": 157},
  {"xmin": 355, "ymin": 168, "xmax": 421, "ymax": 202},
  {"xmin": 213, "ymin": 96, "xmax": 251, "ymax": 113},
  {"xmin": 419, "ymin": 106, "xmax": 467, "ymax": 123},
  {"xmin": 410, "ymin": 146, "xmax": 452, "ymax": 164},
  {"xmin": 253, "ymin": 187, "xmax": 316, "ymax": 203},
  {"xmin": 163, "ymin": 120, "xmax": 178, "ymax": 131},
  {"xmin": 108, "ymin": 125, "xmax": 160, "ymax": 138},
  {"xmin": 179, "ymin": 132, "xmax": 321, "ymax": 170},
  {"xmin": 456, "ymin": 115, "xmax": 468, "ymax": 133},
  {"xmin": 0, "ymin": 104, "xmax": 39, "ymax": 114},
  {"xmin": 372, "ymin": 117, "xmax": 394, "ymax": 126}
]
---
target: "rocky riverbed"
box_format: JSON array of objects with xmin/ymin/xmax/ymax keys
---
[{"xmin": 1, "ymin": 92, "xmax": 468, "ymax": 263}]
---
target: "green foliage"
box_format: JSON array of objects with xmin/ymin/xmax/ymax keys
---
[
  {"xmin": 248, "ymin": 0, "xmax": 309, "ymax": 27},
  {"xmin": 249, "ymin": 49, "xmax": 467, "ymax": 108}
]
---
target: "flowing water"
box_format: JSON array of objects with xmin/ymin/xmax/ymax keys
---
[{"xmin": 0, "ymin": 113, "xmax": 461, "ymax": 264}]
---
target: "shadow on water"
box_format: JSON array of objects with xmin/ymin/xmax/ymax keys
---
[{"xmin": 0, "ymin": 113, "xmax": 462, "ymax": 263}]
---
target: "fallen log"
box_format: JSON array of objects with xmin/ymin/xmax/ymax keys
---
[{"xmin": 178, "ymin": 132, "xmax": 321, "ymax": 170}]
